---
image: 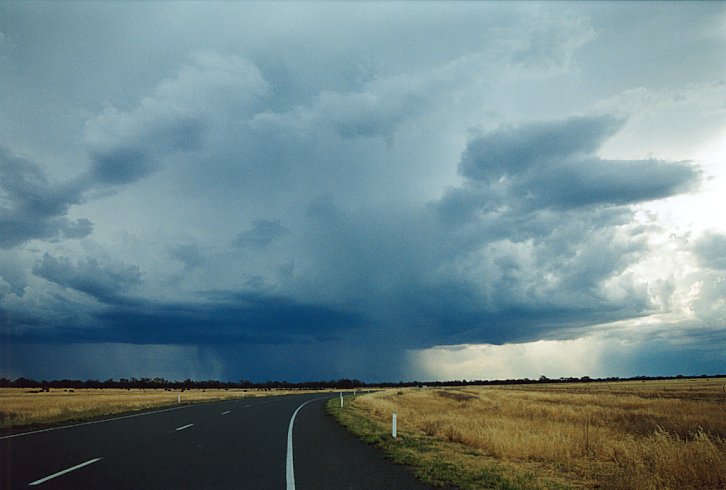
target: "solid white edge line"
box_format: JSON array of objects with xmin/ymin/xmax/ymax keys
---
[
  {"xmin": 1, "ymin": 404, "xmax": 192, "ymax": 440},
  {"xmin": 28, "ymin": 457, "xmax": 102, "ymax": 486},
  {"xmin": 285, "ymin": 397, "xmax": 327, "ymax": 490},
  {"xmin": 175, "ymin": 423, "xmax": 194, "ymax": 431}
]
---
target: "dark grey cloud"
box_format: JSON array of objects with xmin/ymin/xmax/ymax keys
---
[
  {"xmin": 32, "ymin": 253, "xmax": 142, "ymax": 303},
  {"xmin": 0, "ymin": 147, "xmax": 90, "ymax": 248},
  {"xmin": 7, "ymin": 289, "xmax": 366, "ymax": 347}
]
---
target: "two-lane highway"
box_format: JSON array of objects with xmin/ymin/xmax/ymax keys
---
[{"xmin": 1, "ymin": 394, "xmax": 431, "ymax": 489}]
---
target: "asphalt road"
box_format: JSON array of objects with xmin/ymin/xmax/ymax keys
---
[{"xmin": 1, "ymin": 393, "xmax": 432, "ymax": 489}]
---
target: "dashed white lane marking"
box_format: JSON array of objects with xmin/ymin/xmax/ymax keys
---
[
  {"xmin": 175, "ymin": 423, "xmax": 194, "ymax": 431},
  {"xmin": 285, "ymin": 397, "xmax": 326, "ymax": 490},
  {"xmin": 28, "ymin": 457, "xmax": 102, "ymax": 486},
  {"xmin": 221, "ymin": 411, "xmax": 231, "ymax": 415}
]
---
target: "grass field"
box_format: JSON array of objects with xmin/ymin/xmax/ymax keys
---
[
  {"xmin": 329, "ymin": 379, "xmax": 726, "ymax": 489},
  {"xmin": 0, "ymin": 387, "xmax": 305, "ymax": 429}
]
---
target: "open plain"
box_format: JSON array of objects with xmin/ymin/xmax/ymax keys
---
[{"xmin": 329, "ymin": 378, "xmax": 726, "ymax": 489}]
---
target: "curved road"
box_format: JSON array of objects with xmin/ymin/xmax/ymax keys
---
[{"xmin": 1, "ymin": 393, "xmax": 431, "ymax": 489}]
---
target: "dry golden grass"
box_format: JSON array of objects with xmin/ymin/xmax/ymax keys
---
[
  {"xmin": 0, "ymin": 387, "xmax": 307, "ymax": 429},
  {"xmin": 344, "ymin": 379, "xmax": 726, "ymax": 489}
]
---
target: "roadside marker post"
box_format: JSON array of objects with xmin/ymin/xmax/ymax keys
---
[
  {"xmin": 178, "ymin": 393, "xmax": 181, "ymax": 404},
  {"xmin": 392, "ymin": 412, "xmax": 397, "ymax": 438},
  {"xmin": 340, "ymin": 392, "xmax": 344, "ymax": 408}
]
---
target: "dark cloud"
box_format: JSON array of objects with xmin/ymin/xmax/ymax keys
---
[
  {"xmin": 32, "ymin": 253, "xmax": 142, "ymax": 303},
  {"xmin": 232, "ymin": 219, "xmax": 289, "ymax": 248},
  {"xmin": 89, "ymin": 147, "xmax": 159, "ymax": 186},
  {"xmin": 294, "ymin": 188, "xmax": 653, "ymax": 354},
  {"xmin": 0, "ymin": 147, "xmax": 89, "ymax": 248},
  {"xmin": 397, "ymin": 221, "xmax": 650, "ymax": 345},
  {"xmin": 459, "ymin": 116, "xmax": 621, "ymax": 182},
  {"xmin": 529, "ymin": 157, "xmax": 699, "ymax": 209},
  {"xmin": 456, "ymin": 115, "xmax": 700, "ymax": 211},
  {"xmin": 8, "ymin": 289, "xmax": 366, "ymax": 347},
  {"xmin": 87, "ymin": 114, "xmax": 206, "ymax": 185},
  {"xmin": 390, "ymin": 116, "xmax": 702, "ymax": 346}
]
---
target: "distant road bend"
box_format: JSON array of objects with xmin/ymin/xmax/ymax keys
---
[{"xmin": 1, "ymin": 393, "xmax": 431, "ymax": 489}]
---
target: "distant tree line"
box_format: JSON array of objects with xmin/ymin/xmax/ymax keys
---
[
  {"xmin": 374, "ymin": 373, "xmax": 726, "ymax": 388},
  {"xmin": 0, "ymin": 377, "xmax": 365, "ymax": 390},
  {"xmin": 375, "ymin": 373, "xmax": 725, "ymax": 388},
  {"xmin": 1, "ymin": 373, "xmax": 723, "ymax": 390}
]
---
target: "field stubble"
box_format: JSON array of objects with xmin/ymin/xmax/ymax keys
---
[{"xmin": 333, "ymin": 379, "xmax": 726, "ymax": 489}]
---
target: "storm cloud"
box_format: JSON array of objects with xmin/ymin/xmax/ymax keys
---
[{"xmin": 1, "ymin": 2, "xmax": 724, "ymax": 381}]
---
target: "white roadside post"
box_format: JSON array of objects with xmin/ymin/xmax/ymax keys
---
[
  {"xmin": 178, "ymin": 393, "xmax": 181, "ymax": 404},
  {"xmin": 340, "ymin": 392, "xmax": 344, "ymax": 408},
  {"xmin": 392, "ymin": 411, "xmax": 397, "ymax": 438}
]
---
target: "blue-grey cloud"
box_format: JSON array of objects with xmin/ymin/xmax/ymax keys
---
[
  {"xmin": 32, "ymin": 253, "xmax": 142, "ymax": 303},
  {"xmin": 89, "ymin": 147, "xmax": 158, "ymax": 186},
  {"xmin": 84, "ymin": 52, "xmax": 270, "ymax": 186},
  {"xmin": 167, "ymin": 243, "xmax": 205, "ymax": 272},
  {"xmin": 232, "ymin": 219, "xmax": 289, "ymax": 249},
  {"xmin": 693, "ymin": 231, "xmax": 726, "ymax": 270},
  {"xmin": 87, "ymin": 112, "xmax": 206, "ymax": 185},
  {"xmin": 529, "ymin": 157, "xmax": 699, "ymax": 209},
  {"xmin": 0, "ymin": 147, "xmax": 90, "ymax": 248},
  {"xmin": 459, "ymin": 116, "xmax": 621, "ymax": 182},
  {"xmin": 456, "ymin": 115, "xmax": 700, "ymax": 211}
]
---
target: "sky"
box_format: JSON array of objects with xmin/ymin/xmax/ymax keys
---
[{"xmin": 1, "ymin": 2, "xmax": 725, "ymax": 382}]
